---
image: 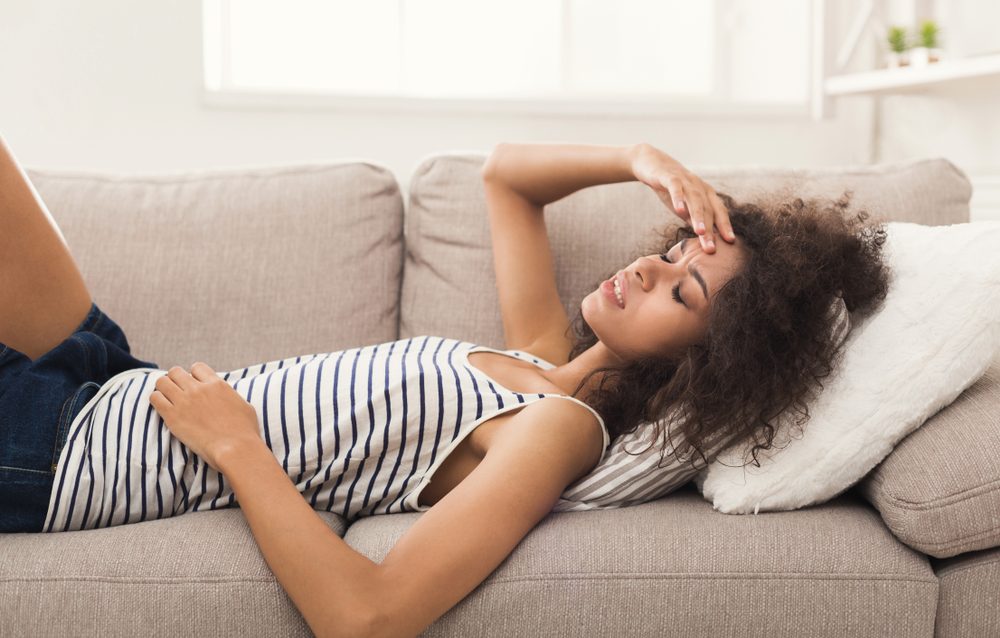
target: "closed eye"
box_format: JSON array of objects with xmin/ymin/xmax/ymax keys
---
[
  {"xmin": 659, "ymin": 253, "xmax": 686, "ymax": 307},
  {"xmin": 671, "ymin": 285, "xmax": 685, "ymax": 306}
]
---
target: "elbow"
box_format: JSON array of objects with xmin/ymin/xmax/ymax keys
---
[
  {"xmin": 360, "ymin": 588, "xmax": 420, "ymax": 638},
  {"xmin": 480, "ymin": 142, "xmax": 509, "ymax": 181},
  {"xmin": 314, "ymin": 604, "xmax": 382, "ymax": 638},
  {"xmin": 357, "ymin": 605, "xmax": 404, "ymax": 638},
  {"xmin": 360, "ymin": 608, "xmax": 386, "ymax": 638}
]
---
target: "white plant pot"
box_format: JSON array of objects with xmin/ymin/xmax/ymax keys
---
[
  {"xmin": 910, "ymin": 46, "xmax": 930, "ymax": 66},
  {"xmin": 887, "ymin": 51, "xmax": 909, "ymax": 68}
]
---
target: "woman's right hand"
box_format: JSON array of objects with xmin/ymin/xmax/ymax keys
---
[{"xmin": 629, "ymin": 143, "xmax": 736, "ymax": 252}]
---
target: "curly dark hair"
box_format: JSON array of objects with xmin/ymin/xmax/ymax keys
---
[{"xmin": 564, "ymin": 191, "xmax": 892, "ymax": 472}]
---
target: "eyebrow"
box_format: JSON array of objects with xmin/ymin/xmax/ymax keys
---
[{"xmin": 680, "ymin": 238, "xmax": 710, "ymax": 302}]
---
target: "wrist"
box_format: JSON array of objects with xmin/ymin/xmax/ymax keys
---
[
  {"xmin": 626, "ymin": 142, "xmax": 650, "ymax": 177},
  {"xmin": 213, "ymin": 437, "xmax": 269, "ymax": 475}
]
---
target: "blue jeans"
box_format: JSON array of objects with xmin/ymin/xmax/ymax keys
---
[{"xmin": 0, "ymin": 301, "xmax": 159, "ymax": 533}]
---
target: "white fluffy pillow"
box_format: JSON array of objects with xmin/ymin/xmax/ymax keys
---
[{"xmin": 694, "ymin": 221, "xmax": 1000, "ymax": 515}]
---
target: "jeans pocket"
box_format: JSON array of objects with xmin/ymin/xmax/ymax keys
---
[{"xmin": 52, "ymin": 381, "xmax": 101, "ymax": 472}]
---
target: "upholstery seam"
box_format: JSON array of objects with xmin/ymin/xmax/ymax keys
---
[
  {"xmin": 909, "ymin": 525, "xmax": 1000, "ymax": 549},
  {"xmin": 484, "ymin": 572, "xmax": 939, "ymax": 585},
  {"xmin": 0, "ymin": 572, "xmax": 940, "ymax": 585},
  {"xmin": 867, "ymin": 473, "xmax": 1000, "ymax": 510},
  {"xmin": 0, "ymin": 576, "xmax": 279, "ymax": 584},
  {"xmin": 934, "ymin": 557, "xmax": 1000, "ymax": 578},
  {"xmin": 29, "ymin": 162, "xmax": 393, "ymax": 185}
]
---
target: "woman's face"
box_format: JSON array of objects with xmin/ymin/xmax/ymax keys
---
[{"xmin": 583, "ymin": 235, "xmax": 746, "ymax": 361}]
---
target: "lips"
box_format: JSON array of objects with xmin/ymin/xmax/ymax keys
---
[
  {"xmin": 617, "ymin": 271, "xmax": 627, "ymax": 308},
  {"xmin": 602, "ymin": 272, "xmax": 625, "ymax": 309},
  {"xmin": 601, "ymin": 278, "xmax": 620, "ymax": 308}
]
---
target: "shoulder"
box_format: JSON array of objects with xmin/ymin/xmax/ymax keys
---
[{"xmin": 493, "ymin": 397, "xmax": 606, "ymax": 485}]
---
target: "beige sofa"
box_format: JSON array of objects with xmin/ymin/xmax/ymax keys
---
[{"xmin": 1, "ymin": 153, "xmax": 997, "ymax": 637}]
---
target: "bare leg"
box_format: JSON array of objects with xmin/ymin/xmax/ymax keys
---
[{"xmin": 0, "ymin": 135, "xmax": 92, "ymax": 361}]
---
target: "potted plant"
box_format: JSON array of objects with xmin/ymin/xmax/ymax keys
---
[
  {"xmin": 886, "ymin": 25, "xmax": 909, "ymax": 68},
  {"xmin": 910, "ymin": 19, "xmax": 943, "ymax": 66}
]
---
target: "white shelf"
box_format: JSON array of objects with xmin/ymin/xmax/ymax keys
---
[{"xmin": 825, "ymin": 53, "xmax": 1000, "ymax": 96}]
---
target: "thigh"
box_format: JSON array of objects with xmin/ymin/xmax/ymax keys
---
[{"xmin": 0, "ymin": 136, "xmax": 93, "ymax": 361}]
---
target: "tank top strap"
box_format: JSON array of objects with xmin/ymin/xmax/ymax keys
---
[
  {"xmin": 464, "ymin": 341, "xmax": 610, "ymax": 452},
  {"xmin": 466, "ymin": 344, "xmax": 558, "ymax": 370}
]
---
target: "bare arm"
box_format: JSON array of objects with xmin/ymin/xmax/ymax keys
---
[
  {"xmin": 370, "ymin": 398, "xmax": 604, "ymax": 637},
  {"xmin": 217, "ymin": 442, "xmax": 382, "ymax": 638},
  {"xmin": 479, "ymin": 143, "xmax": 643, "ymax": 356},
  {"xmin": 152, "ymin": 364, "xmax": 383, "ymax": 637},
  {"xmin": 482, "ymin": 141, "xmax": 735, "ymax": 250},
  {"xmin": 481, "ymin": 141, "xmax": 640, "ymax": 207}
]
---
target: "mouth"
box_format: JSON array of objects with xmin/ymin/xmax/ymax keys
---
[{"xmin": 602, "ymin": 272, "xmax": 626, "ymax": 309}]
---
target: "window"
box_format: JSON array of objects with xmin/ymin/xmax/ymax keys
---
[{"xmin": 202, "ymin": 0, "xmax": 812, "ymax": 115}]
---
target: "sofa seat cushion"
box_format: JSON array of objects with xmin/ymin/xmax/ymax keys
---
[
  {"xmin": 26, "ymin": 162, "xmax": 404, "ymax": 372},
  {"xmin": 858, "ymin": 354, "xmax": 1000, "ymax": 559},
  {"xmin": 343, "ymin": 485, "xmax": 937, "ymax": 637},
  {"xmin": 932, "ymin": 546, "xmax": 1000, "ymax": 638},
  {"xmin": 0, "ymin": 509, "xmax": 347, "ymax": 637}
]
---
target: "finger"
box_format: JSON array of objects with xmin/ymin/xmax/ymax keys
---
[
  {"xmin": 693, "ymin": 191, "xmax": 717, "ymax": 253},
  {"xmin": 662, "ymin": 177, "xmax": 687, "ymax": 218},
  {"xmin": 687, "ymin": 192, "xmax": 706, "ymax": 234},
  {"xmin": 154, "ymin": 373, "xmax": 182, "ymax": 403},
  {"xmin": 149, "ymin": 390, "xmax": 172, "ymax": 413},
  {"xmin": 689, "ymin": 192, "xmax": 715, "ymax": 251},
  {"xmin": 166, "ymin": 365, "xmax": 197, "ymax": 391},
  {"xmin": 189, "ymin": 361, "xmax": 218, "ymax": 383},
  {"xmin": 709, "ymin": 192, "xmax": 735, "ymax": 242},
  {"xmin": 694, "ymin": 191, "xmax": 718, "ymax": 251}
]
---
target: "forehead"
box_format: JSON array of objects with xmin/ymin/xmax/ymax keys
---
[
  {"xmin": 674, "ymin": 236, "xmax": 746, "ymax": 295},
  {"xmin": 682, "ymin": 235, "xmax": 743, "ymax": 259}
]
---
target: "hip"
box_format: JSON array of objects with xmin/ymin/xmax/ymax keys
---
[{"xmin": 0, "ymin": 301, "xmax": 159, "ymax": 532}]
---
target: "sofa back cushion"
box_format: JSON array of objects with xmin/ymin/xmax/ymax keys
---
[
  {"xmin": 856, "ymin": 353, "xmax": 1000, "ymax": 558},
  {"xmin": 28, "ymin": 162, "xmax": 404, "ymax": 372}
]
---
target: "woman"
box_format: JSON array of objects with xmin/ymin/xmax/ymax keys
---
[{"xmin": 0, "ymin": 138, "xmax": 889, "ymax": 637}]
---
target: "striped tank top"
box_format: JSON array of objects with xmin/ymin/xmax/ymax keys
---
[{"xmin": 43, "ymin": 336, "xmax": 611, "ymax": 532}]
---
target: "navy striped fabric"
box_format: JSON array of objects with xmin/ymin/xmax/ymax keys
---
[{"xmin": 43, "ymin": 336, "xmax": 611, "ymax": 532}]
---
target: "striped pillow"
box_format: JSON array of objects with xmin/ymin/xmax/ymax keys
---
[{"xmin": 553, "ymin": 294, "xmax": 852, "ymax": 512}]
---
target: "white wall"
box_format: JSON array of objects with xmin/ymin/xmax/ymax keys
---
[
  {"xmin": 874, "ymin": 0, "xmax": 1000, "ymax": 221},
  {"xmin": 877, "ymin": 84, "xmax": 1000, "ymax": 222},
  {"xmin": 4, "ymin": 0, "xmax": 874, "ymax": 202}
]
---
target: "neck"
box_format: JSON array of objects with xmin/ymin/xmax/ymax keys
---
[{"xmin": 539, "ymin": 340, "xmax": 625, "ymax": 405}]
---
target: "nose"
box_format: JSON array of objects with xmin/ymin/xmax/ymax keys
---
[{"xmin": 634, "ymin": 254, "xmax": 683, "ymax": 293}]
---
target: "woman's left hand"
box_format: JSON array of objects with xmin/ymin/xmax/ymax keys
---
[
  {"xmin": 630, "ymin": 143, "xmax": 736, "ymax": 252},
  {"xmin": 150, "ymin": 362, "xmax": 262, "ymax": 474}
]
